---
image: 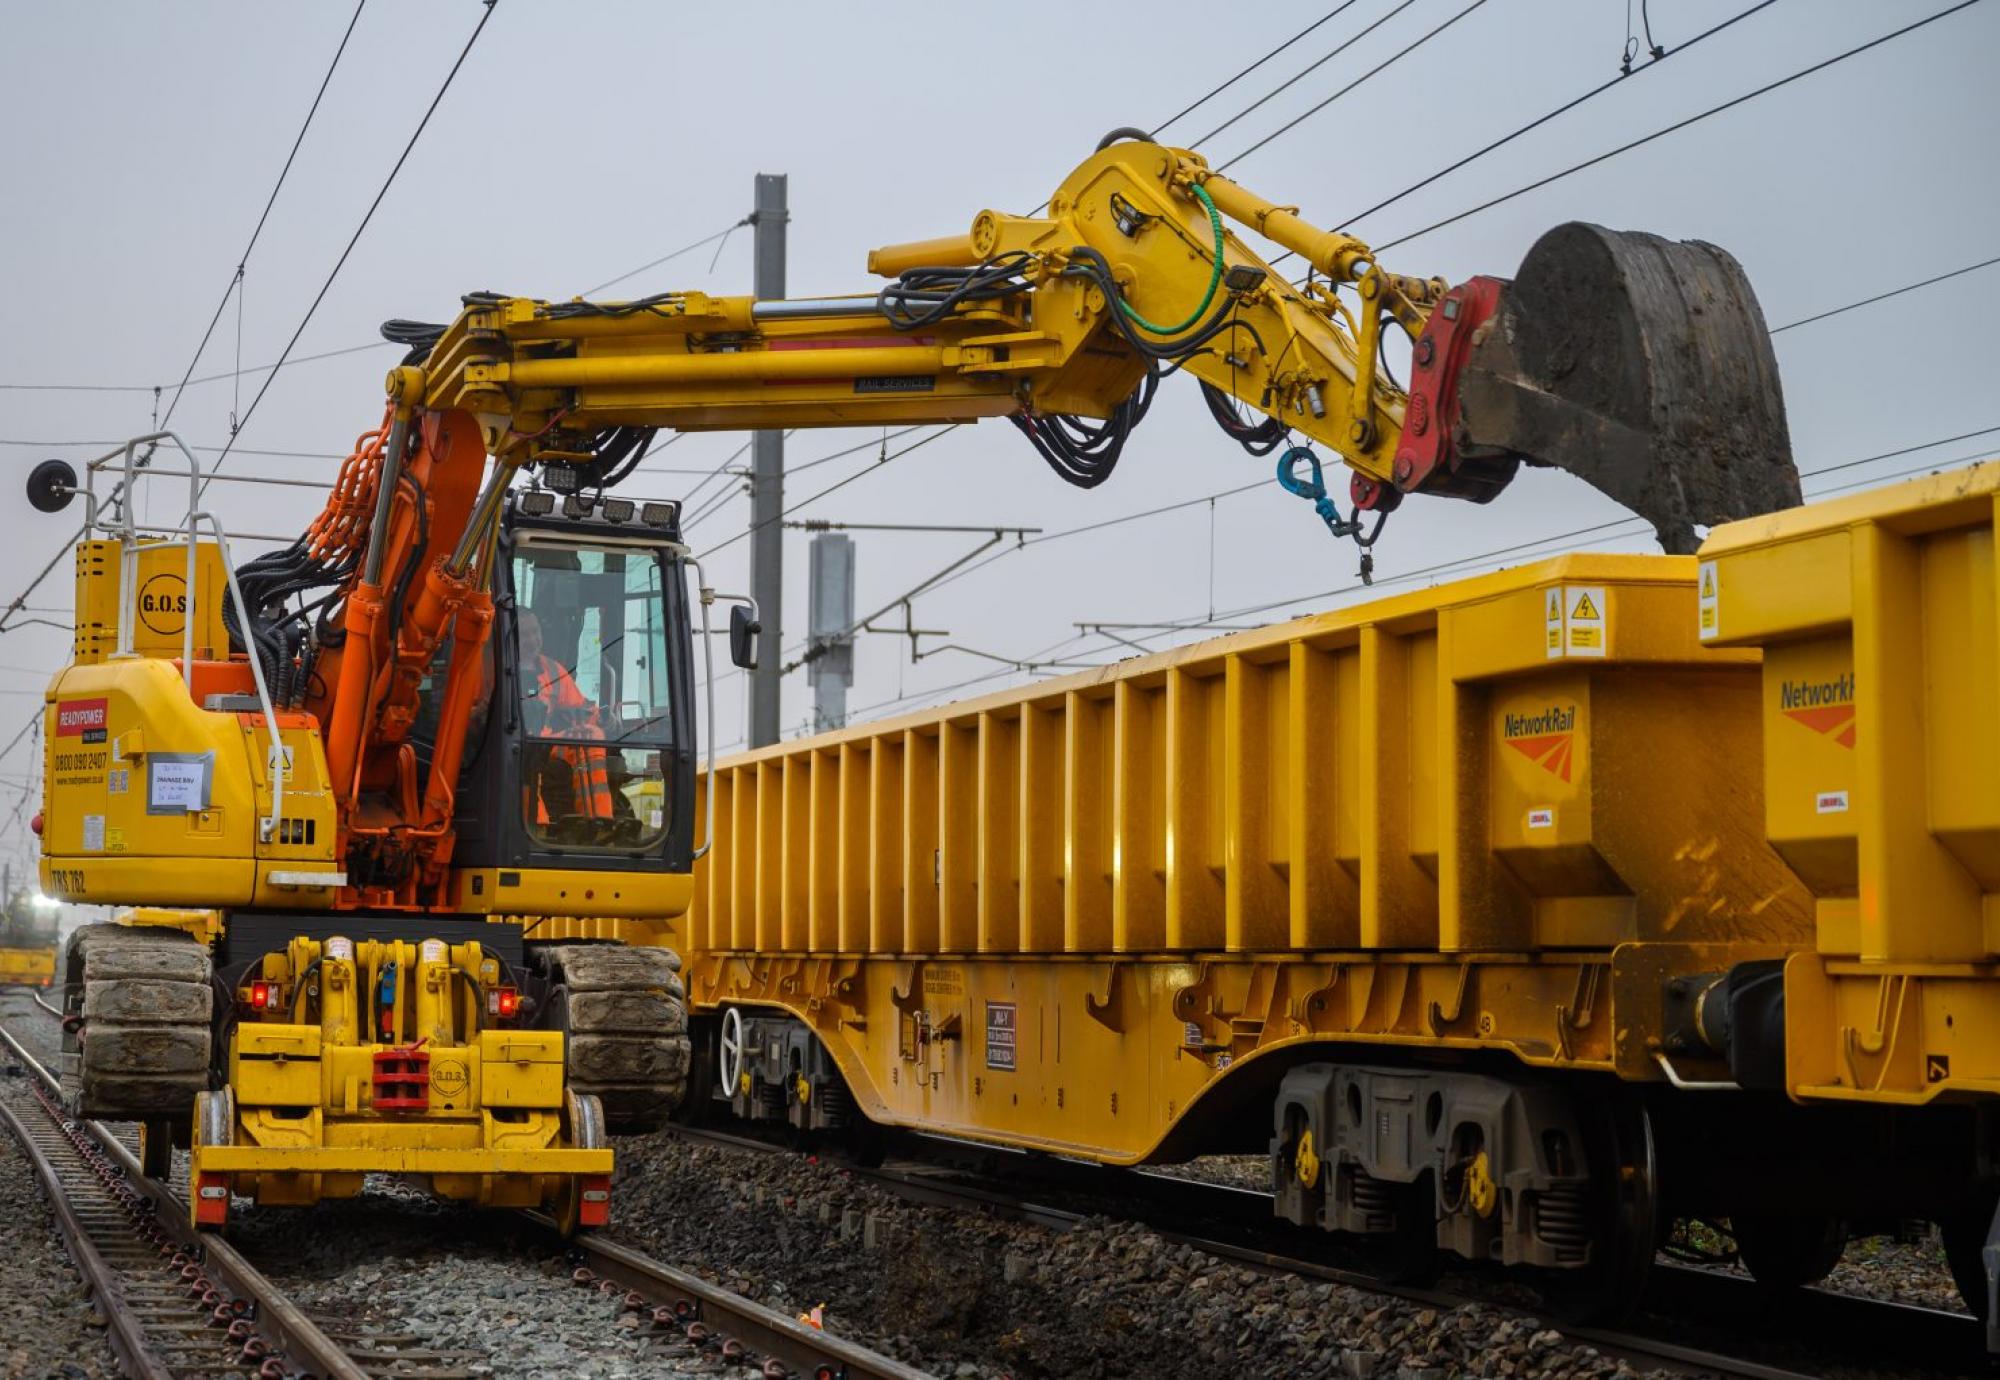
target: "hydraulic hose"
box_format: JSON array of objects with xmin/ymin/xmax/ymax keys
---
[{"xmin": 1116, "ymin": 182, "xmax": 1226, "ymax": 337}]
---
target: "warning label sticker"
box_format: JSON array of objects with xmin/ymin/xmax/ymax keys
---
[
  {"xmin": 1544, "ymin": 586, "xmax": 1608, "ymax": 659},
  {"xmin": 985, "ymin": 1001, "xmax": 1017, "ymax": 1072},
  {"xmin": 82, "ymin": 814, "xmax": 104, "ymax": 852},
  {"xmin": 1565, "ymin": 587, "xmax": 1606, "ymax": 657},
  {"xmin": 1816, "ymin": 790, "xmax": 1850, "ymax": 815},
  {"xmin": 1697, "ymin": 561, "xmax": 1719, "ymax": 641},
  {"xmin": 1527, "ymin": 807, "xmax": 1555, "ymax": 829}
]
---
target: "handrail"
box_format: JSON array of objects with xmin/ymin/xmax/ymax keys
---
[{"xmin": 75, "ymin": 432, "xmax": 287, "ymax": 841}]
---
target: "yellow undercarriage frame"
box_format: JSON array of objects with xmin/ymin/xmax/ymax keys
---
[{"xmin": 188, "ymin": 935, "xmax": 612, "ymax": 1231}]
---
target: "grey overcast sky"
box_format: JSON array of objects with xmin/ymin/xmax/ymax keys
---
[{"xmin": 1, "ymin": 0, "xmax": 1996, "ymax": 868}]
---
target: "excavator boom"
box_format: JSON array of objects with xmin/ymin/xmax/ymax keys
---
[{"xmin": 407, "ymin": 134, "xmax": 1798, "ymax": 549}]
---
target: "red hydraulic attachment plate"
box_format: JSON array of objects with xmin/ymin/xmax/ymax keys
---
[
  {"xmin": 372, "ymin": 1044, "xmax": 430, "ymax": 1111},
  {"xmin": 1372, "ymin": 275, "xmax": 1505, "ymax": 505}
]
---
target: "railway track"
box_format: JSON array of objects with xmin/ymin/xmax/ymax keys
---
[
  {"xmin": 666, "ymin": 1120, "xmax": 1983, "ymax": 1380},
  {"xmin": 0, "ymin": 1019, "xmax": 371, "ymax": 1379},
  {"xmin": 0, "ymin": 993, "xmax": 930, "ymax": 1380}
]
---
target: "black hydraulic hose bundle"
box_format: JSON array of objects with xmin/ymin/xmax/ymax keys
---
[
  {"xmin": 876, "ymin": 252, "xmax": 1039, "ymax": 332},
  {"xmin": 1011, "ymin": 365, "xmax": 1159, "ymax": 489},
  {"xmin": 1202, "ymin": 380, "xmax": 1287, "ymax": 455}
]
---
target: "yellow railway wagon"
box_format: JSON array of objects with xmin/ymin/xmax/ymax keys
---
[
  {"xmin": 1701, "ymin": 460, "xmax": 2000, "ymax": 1107},
  {"xmin": 671, "ymin": 550, "xmax": 1890, "ymax": 1299},
  {"xmin": 669, "ymin": 484, "xmax": 2000, "ymax": 1317}
]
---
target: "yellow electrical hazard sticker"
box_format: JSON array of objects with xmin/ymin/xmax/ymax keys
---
[
  {"xmin": 1697, "ymin": 560, "xmax": 1719, "ymax": 640},
  {"xmin": 1544, "ymin": 585, "xmax": 1608, "ymax": 659}
]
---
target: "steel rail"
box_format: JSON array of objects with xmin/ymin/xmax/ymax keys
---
[
  {"xmin": 523, "ymin": 1208, "xmax": 935, "ymax": 1380},
  {"xmin": 0, "ymin": 1016, "xmax": 370, "ymax": 1380},
  {"xmin": 0, "ymin": 1083, "xmax": 169, "ymax": 1379}
]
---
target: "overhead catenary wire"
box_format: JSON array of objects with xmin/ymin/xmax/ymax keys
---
[
  {"xmin": 1215, "ymin": 0, "xmax": 1494, "ymax": 173},
  {"xmin": 195, "ymin": 0, "xmax": 500, "ymax": 500},
  {"xmin": 1769, "ymin": 253, "xmax": 2000, "ymax": 334},
  {"xmin": 154, "ymin": 0, "xmax": 369, "ymax": 435},
  {"xmin": 0, "ymin": 218, "xmax": 750, "ymax": 398},
  {"xmin": 1186, "ymin": 0, "xmax": 1419, "ymax": 150},
  {"xmin": 681, "ymin": 428, "xmax": 941, "ymax": 535},
  {"xmin": 695, "ymin": 428, "xmax": 961, "ymax": 560},
  {"xmin": 1019, "ymin": 0, "xmax": 1371, "ymax": 214},
  {"xmin": 1083, "ymin": 423, "xmax": 2000, "ymax": 641},
  {"xmin": 1147, "ymin": 2, "xmax": 1364, "ymax": 139},
  {"xmin": 576, "ymin": 218, "xmax": 753, "ymax": 298},
  {"xmin": 1262, "ymin": 0, "xmax": 1783, "ymax": 266},
  {"xmin": 0, "ymin": 4, "xmax": 497, "ymax": 636},
  {"xmin": 1372, "ymin": 0, "xmax": 1984, "ymax": 253}
]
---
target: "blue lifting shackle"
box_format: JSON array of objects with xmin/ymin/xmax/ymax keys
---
[
  {"xmin": 1275, "ymin": 446, "xmax": 1350, "ymax": 538},
  {"xmin": 1274, "ymin": 445, "xmax": 1389, "ymax": 582}
]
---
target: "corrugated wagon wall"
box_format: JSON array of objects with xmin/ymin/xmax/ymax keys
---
[{"xmin": 686, "ymin": 553, "xmax": 1812, "ymax": 959}]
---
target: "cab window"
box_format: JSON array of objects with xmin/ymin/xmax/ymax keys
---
[{"xmin": 512, "ymin": 543, "xmax": 675, "ymax": 851}]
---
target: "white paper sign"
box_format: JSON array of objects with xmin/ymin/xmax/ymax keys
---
[
  {"xmin": 82, "ymin": 814, "xmax": 104, "ymax": 852},
  {"xmin": 148, "ymin": 757, "xmax": 209, "ymax": 813}
]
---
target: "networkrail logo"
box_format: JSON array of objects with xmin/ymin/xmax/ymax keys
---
[
  {"xmin": 1502, "ymin": 704, "xmax": 1576, "ymax": 783},
  {"xmin": 1779, "ymin": 673, "xmax": 1855, "ymax": 749}
]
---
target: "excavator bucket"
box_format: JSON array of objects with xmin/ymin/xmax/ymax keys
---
[{"xmin": 1451, "ymin": 223, "xmax": 1799, "ymax": 553}]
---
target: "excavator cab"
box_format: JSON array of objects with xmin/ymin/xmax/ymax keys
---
[{"xmin": 444, "ymin": 490, "xmax": 700, "ymax": 895}]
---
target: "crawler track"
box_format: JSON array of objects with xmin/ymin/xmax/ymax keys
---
[{"xmin": 668, "ymin": 1121, "xmax": 1982, "ymax": 1380}]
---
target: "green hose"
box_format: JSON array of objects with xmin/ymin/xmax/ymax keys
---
[{"xmin": 1116, "ymin": 182, "xmax": 1225, "ymax": 336}]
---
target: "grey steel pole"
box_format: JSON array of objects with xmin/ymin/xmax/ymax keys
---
[{"xmin": 748, "ymin": 172, "xmax": 788, "ymax": 748}]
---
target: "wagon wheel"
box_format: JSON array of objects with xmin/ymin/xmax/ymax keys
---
[{"xmin": 718, "ymin": 1007, "xmax": 746, "ymax": 1098}]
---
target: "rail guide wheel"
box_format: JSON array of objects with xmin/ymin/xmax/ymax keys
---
[
  {"xmin": 549, "ymin": 1089, "xmax": 610, "ymax": 1238},
  {"xmin": 188, "ymin": 1087, "xmax": 235, "ymax": 1231}
]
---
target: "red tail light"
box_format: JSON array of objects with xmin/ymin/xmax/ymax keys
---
[
  {"xmin": 488, "ymin": 986, "xmax": 519, "ymax": 1019},
  {"xmin": 248, "ymin": 981, "xmax": 272, "ymax": 1010}
]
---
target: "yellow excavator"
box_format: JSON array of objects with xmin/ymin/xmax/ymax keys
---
[{"xmin": 25, "ymin": 132, "xmax": 1797, "ymax": 1229}]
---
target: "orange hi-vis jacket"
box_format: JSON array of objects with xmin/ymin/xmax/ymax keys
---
[{"xmin": 530, "ymin": 655, "xmax": 614, "ymax": 822}]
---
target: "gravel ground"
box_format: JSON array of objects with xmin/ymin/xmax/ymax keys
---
[
  {"xmin": 609, "ymin": 1130, "xmax": 1673, "ymax": 1380},
  {"xmin": 228, "ymin": 1192, "xmax": 725, "ymax": 1379},
  {"xmin": 1825, "ymin": 1231, "xmax": 1965, "ymax": 1313},
  {"xmin": 1144, "ymin": 1153, "xmax": 1269, "ymax": 1191}
]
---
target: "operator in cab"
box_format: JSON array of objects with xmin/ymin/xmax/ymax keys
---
[{"xmin": 518, "ymin": 608, "xmax": 617, "ymax": 836}]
